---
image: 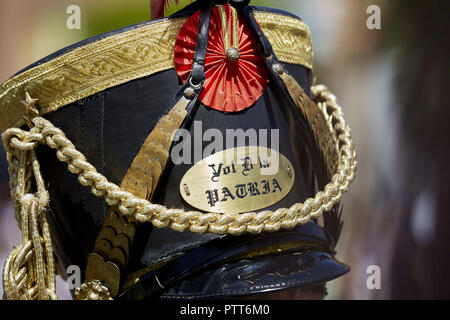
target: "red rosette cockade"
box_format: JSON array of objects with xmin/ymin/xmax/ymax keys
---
[{"xmin": 174, "ymin": 3, "xmax": 269, "ymax": 112}]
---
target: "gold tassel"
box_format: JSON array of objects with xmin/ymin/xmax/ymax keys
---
[{"xmin": 2, "ymin": 149, "xmax": 57, "ymax": 300}]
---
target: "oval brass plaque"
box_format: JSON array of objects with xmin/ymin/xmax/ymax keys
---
[{"xmin": 179, "ymin": 146, "xmax": 295, "ymax": 214}]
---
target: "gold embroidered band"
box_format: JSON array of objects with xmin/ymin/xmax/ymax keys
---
[{"xmin": 0, "ymin": 11, "xmax": 313, "ymax": 133}]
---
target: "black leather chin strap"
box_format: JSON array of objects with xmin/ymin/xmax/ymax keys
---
[
  {"xmin": 189, "ymin": 2, "xmax": 212, "ymax": 86},
  {"xmin": 150, "ymin": 0, "xmax": 213, "ymax": 193},
  {"xmin": 241, "ymin": 5, "xmax": 326, "ymax": 185}
]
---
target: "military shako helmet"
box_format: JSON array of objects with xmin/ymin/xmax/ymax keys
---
[{"xmin": 0, "ymin": 0, "xmax": 356, "ymax": 300}]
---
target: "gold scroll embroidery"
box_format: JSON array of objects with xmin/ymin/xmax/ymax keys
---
[{"xmin": 0, "ymin": 11, "xmax": 314, "ymax": 133}]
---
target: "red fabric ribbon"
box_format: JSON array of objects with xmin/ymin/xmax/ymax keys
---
[{"xmin": 174, "ymin": 4, "xmax": 269, "ymax": 112}]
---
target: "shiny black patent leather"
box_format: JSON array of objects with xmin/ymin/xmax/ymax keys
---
[
  {"xmin": 118, "ymin": 222, "xmax": 348, "ymax": 299},
  {"xmin": 30, "ymin": 4, "xmax": 348, "ymax": 299}
]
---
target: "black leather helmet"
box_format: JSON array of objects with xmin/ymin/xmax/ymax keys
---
[{"xmin": 0, "ymin": 0, "xmax": 356, "ymax": 300}]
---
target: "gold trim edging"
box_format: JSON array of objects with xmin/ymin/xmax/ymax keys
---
[
  {"xmin": 252, "ymin": 11, "xmax": 313, "ymax": 69},
  {"xmin": 0, "ymin": 11, "xmax": 314, "ymax": 133}
]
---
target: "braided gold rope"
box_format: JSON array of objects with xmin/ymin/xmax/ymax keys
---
[
  {"xmin": 1, "ymin": 85, "xmax": 356, "ymax": 239},
  {"xmin": 2, "ymin": 149, "xmax": 57, "ymax": 300}
]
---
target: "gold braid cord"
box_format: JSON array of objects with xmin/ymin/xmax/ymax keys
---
[
  {"xmin": 1, "ymin": 85, "xmax": 356, "ymax": 299},
  {"xmin": 2, "ymin": 145, "xmax": 57, "ymax": 300}
]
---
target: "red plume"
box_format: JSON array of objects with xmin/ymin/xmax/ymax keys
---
[
  {"xmin": 151, "ymin": 0, "xmax": 192, "ymax": 19},
  {"xmin": 150, "ymin": 0, "xmax": 167, "ymax": 19}
]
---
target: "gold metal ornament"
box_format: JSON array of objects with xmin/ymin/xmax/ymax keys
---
[
  {"xmin": 120, "ymin": 96, "xmax": 189, "ymax": 200},
  {"xmin": 218, "ymin": 4, "xmax": 241, "ymax": 62},
  {"xmin": 74, "ymin": 280, "xmax": 113, "ymax": 300},
  {"xmin": 179, "ymin": 146, "xmax": 296, "ymax": 214}
]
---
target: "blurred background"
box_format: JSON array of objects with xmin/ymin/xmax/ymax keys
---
[{"xmin": 0, "ymin": 0, "xmax": 449, "ymax": 299}]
